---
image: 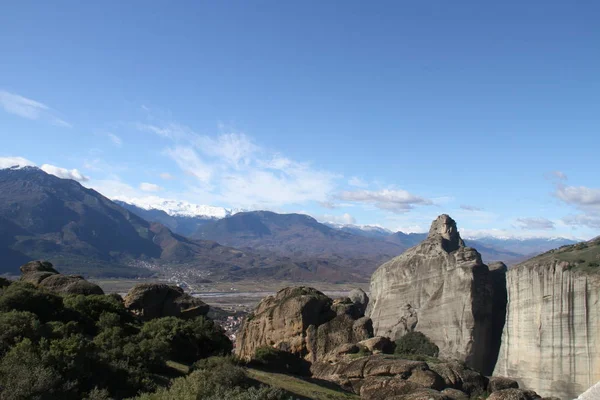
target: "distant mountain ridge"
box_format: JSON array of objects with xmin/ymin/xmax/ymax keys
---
[{"xmin": 0, "ymin": 167, "xmax": 361, "ymax": 282}]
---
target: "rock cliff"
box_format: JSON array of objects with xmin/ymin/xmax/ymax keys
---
[
  {"xmin": 369, "ymin": 215, "xmax": 506, "ymax": 375},
  {"xmin": 236, "ymin": 286, "xmax": 372, "ymax": 362},
  {"xmin": 494, "ymin": 238, "xmax": 600, "ymax": 399}
]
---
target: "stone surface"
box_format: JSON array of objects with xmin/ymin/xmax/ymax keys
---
[
  {"xmin": 349, "ymin": 288, "xmax": 369, "ymax": 316},
  {"xmin": 429, "ymin": 361, "xmax": 488, "ymax": 396},
  {"xmin": 360, "ymin": 376, "xmax": 424, "ymax": 400},
  {"xmin": 488, "ymin": 376, "xmax": 519, "ymax": 392},
  {"xmin": 19, "ymin": 260, "xmax": 104, "ymax": 295},
  {"xmin": 577, "ymin": 381, "xmax": 600, "ymax": 400},
  {"xmin": 493, "ymin": 259, "xmax": 600, "ymax": 399},
  {"xmin": 236, "ymin": 286, "xmax": 372, "ymax": 362},
  {"xmin": 369, "ymin": 215, "xmax": 506, "ymax": 375},
  {"xmin": 358, "ymin": 336, "xmax": 395, "ymax": 354},
  {"xmin": 123, "ymin": 283, "xmax": 209, "ymax": 320},
  {"xmin": 487, "ymin": 388, "xmax": 541, "ymax": 400},
  {"xmin": 441, "ymin": 388, "xmax": 469, "ymax": 400}
]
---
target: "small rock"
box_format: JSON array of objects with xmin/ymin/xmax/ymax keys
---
[
  {"xmin": 358, "ymin": 336, "xmax": 395, "ymax": 354},
  {"xmin": 487, "ymin": 388, "xmax": 541, "ymax": 400},
  {"xmin": 407, "ymin": 369, "xmax": 445, "ymax": 390},
  {"xmin": 488, "ymin": 376, "xmax": 519, "ymax": 392},
  {"xmin": 124, "ymin": 283, "xmax": 208, "ymax": 320},
  {"xmin": 441, "ymin": 388, "xmax": 470, "ymax": 400}
]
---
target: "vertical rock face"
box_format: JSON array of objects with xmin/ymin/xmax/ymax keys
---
[
  {"xmin": 369, "ymin": 215, "xmax": 506, "ymax": 375},
  {"xmin": 494, "ymin": 259, "xmax": 600, "ymax": 399}
]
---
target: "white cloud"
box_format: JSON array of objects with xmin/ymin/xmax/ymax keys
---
[
  {"xmin": 141, "ymin": 122, "xmax": 338, "ymax": 208},
  {"xmin": 348, "ymin": 176, "xmax": 368, "ymax": 188},
  {"xmin": 0, "ymin": 90, "xmax": 71, "ymax": 127},
  {"xmin": 159, "ymin": 172, "xmax": 175, "ymax": 180},
  {"xmin": 107, "ymin": 133, "xmax": 122, "ymax": 147},
  {"xmin": 0, "ymin": 156, "xmax": 35, "ymax": 169},
  {"xmin": 139, "ymin": 182, "xmax": 163, "ymax": 192},
  {"xmin": 555, "ymin": 184, "xmax": 600, "ymax": 208},
  {"xmin": 321, "ymin": 213, "xmax": 356, "ymax": 225},
  {"xmin": 514, "ymin": 217, "xmax": 555, "ymax": 231},
  {"xmin": 337, "ymin": 189, "xmax": 432, "ymax": 213},
  {"xmin": 164, "ymin": 146, "xmax": 213, "ymax": 184},
  {"xmin": 40, "ymin": 164, "xmax": 89, "ymax": 182}
]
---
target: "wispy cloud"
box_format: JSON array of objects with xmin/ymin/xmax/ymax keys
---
[
  {"xmin": 460, "ymin": 204, "xmax": 483, "ymax": 212},
  {"xmin": 562, "ymin": 214, "xmax": 600, "ymax": 229},
  {"xmin": 159, "ymin": 172, "xmax": 175, "ymax": 180},
  {"xmin": 139, "ymin": 182, "xmax": 162, "ymax": 192},
  {"xmin": 514, "ymin": 217, "xmax": 555, "ymax": 230},
  {"xmin": 336, "ymin": 189, "xmax": 432, "ymax": 214},
  {"xmin": 107, "ymin": 133, "xmax": 122, "ymax": 147},
  {"xmin": 0, "ymin": 90, "xmax": 71, "ymax": 127},
  {"xmin": 141, "ymin": 122, "xmax": 338, "ymax": 208},
  {"xmin": 348, "ymin": 176, "xmax": 368, "ymax": 188},
  {"xmin": 555, "ymin": 182, "xmax": 600, "ymax": 231}
]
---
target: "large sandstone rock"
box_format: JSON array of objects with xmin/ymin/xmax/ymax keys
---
[
  {"xmin": 369, "ymin": 215, "xmax": 506, "ymax": 375},
  {"xmin": 236, "ymin": 286, "xmax": 372, "ymax": 362},
  {"xmin": 19, "ymin": 260, "xmax": 104, "ymax": 295},
  {"xmin": 494, "ymin": 258, "xmax": 600, "ymax": 399},
  {"xmin": 123, "ymin": 283, "xmax": 209, "ymax": 320}
]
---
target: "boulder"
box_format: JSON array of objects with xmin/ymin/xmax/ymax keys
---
[
  {"xmin": 123, "ymin": 283, "xmax": 209, "ymax": 320},
  {"xmin": 369, "ymin": 215, "xmax": 506, "ymax": 375},
  {"xmin": 236, "ymin": 286, "xmax": 372, "ymax": 363},
  {"xmin": 358, "ymin": 336, "xmax": 395, "ymax": 354},
  {"xmin": 429, "ymin": 361, "xmax": 488, "ymax": 396},
  {"xmin": 487, "ymin": 389, "xmax": 541, "ymax": 400},
  {"xmin": 349, "ymin": 288, "xmax": 369, "ymax": 315},
  {"xmin": 19, "ymin": 260, "xmax": 104, "ymax": 295},
  {"xmin": 488, "ymin": 376, "xmax": 519, "ymax": 392},
  {"xmin": 407, "ymin": 369, "xmax": 445, "ymax": 390},
  {"xmin": 441, "ymin": 388, "xmax": 469, "ymax": 400},
  {"xmin": 360, "ymin": 376, "xmax": 424, "ymax": 400}
]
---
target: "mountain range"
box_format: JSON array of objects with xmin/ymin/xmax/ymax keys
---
[
  {"xmin": 0, "ymin": 167, "xmax": 362, "ymax": 282},
  {"xmin": 0, "ymin": 166, "xmax": 578, "ymax": 282}
]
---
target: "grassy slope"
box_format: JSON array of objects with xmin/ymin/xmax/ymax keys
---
[
  {"xmin": 519, "ymin": 237, "xmax": 600, "ymax": 274},
  {"xmin": 247, "ymin": 369, "xmax": 359, "ymax": 400}
]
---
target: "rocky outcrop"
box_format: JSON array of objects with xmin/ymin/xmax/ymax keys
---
[
  {"xmin": 123, "ymin": 283, "xmax": 209, "ymax": 320},
  {"xmin": 236, "ymin": 286, "xmax": 373, "ymax": 362},
  {"xmin": 369, "ymin": 215, "xmax": 506, "ymax": 375},
  {"xmin": 19, "ymin": 260, "xmax": 104, "ymax": 295},
  {"xmin": 494, "ymin": 255, "xmax": 600, "ymax": 399}
]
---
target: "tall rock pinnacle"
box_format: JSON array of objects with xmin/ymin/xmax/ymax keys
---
[{"xmin": 369, "ymin": 214, "xmax": 506, "ymax": 375}]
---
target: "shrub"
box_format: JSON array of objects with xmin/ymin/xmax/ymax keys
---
[
  {"xmin": 0, "ymin": 310, "xmax": 41, "ymax": 355},
  {"xmin": 394, "ymin": 331, "xmax": 439, "ymax": 357},
  {"xmin": 139, "ymin": 316, "xmax": 232, "ymax": 363},
  {"xmin": 0, "ymin": 282, "xmax": 64, "ymax": 322}
]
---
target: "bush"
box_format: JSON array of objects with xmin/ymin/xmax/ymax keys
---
[
  {"xmin": 139, "ymin": 316, "xmax": 232, "ymax": 363},
  {"xmin": 0, "ymin": 310, "xmax": 41, "ymax": 355},
  {"xmin": 134, "ymin": 358, "xmax": 290, "ymax": 400},
  {"xmin": 394, "ymin": 331, "xmax": 439, "ymax": 357},
  {"xmin": 0, "ymin": 282, "xmax": 64, "ymax": 322}
]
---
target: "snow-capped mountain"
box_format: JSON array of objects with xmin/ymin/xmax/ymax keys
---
[{"xmin": 113, "ymin": 196, "xmax": 239, "ymax": 219}]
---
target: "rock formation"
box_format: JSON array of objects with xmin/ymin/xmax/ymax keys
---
[
  {"xmin": 368, "ymin": 215, "xmax": 507, "ymax": 375},
  {"xmin": 311, "ymin": 354, "xmax": 544, "ymax": 400},
  {"xmin": 19, "ymin": 260, "xmax": 104, "ymax": 295},
  {"xmin": 236, "ymin": 286, "xmax": 372, "ymax": 362},
  {"xmin": 123, "ymin": 283, "xmax": 209, "ymax": 320},
  {"xmin": 493, "ymin": 239, "xmax": 600, "ymax": 399}
]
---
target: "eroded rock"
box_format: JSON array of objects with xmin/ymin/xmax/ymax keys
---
[
  {"xmin": 369, "ymin": 214, "xmax": 506, "ymax": 375},
  {"xmin": 123, "ymin": 283, "xmax": 208, "ymax": 320},
  {"xmin": 19, "ymin": 260, "xmax": 103, "ymax": 295}
]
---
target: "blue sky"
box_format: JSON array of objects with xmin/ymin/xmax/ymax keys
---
[{"xmin": 1, "ymin": 1, "xmax": 599, "ymax": 238}]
